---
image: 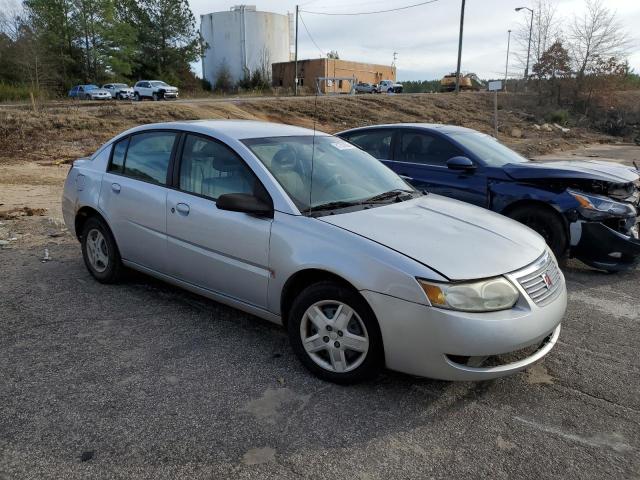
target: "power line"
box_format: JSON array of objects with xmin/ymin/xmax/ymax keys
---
[
  {"xmin": 301, "ymin": 0, "xmax": 440, "ymax": 16},
  {"xmin": 299, "ymin": 13, "xmax": 325, "ymax": 57}
]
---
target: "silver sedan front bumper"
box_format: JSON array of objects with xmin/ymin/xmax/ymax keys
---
[{"xmin": 361, "ymin": 255, "xmax": 567, "ymax": 381}]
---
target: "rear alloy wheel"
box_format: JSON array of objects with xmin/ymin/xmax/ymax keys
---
[
  {"xmin": 288, "ymin": 282, "xmax": 383, "ymax": 384},
  {"xmin": 81, "ymin": 217, "xmax": 123, "ymax": 284},
  {"xmin": 152, "ymin": 92, "xmax": 159, "ymax": 101},
  {"xmin": 508, "ymin": 205, "xmax": 567, "ymax": 258}
]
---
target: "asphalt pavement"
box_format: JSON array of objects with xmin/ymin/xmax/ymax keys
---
[{"xmin": 0, "ymin": 233, "xmax": 638, "ymax": 479}]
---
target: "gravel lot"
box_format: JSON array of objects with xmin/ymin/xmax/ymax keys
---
[{"xmin": 0, "ymin": 216, "xmax": 638, "ymax": 480}]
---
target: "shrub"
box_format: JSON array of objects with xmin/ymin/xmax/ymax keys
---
[
  {"xmin": 214, "ymin": 63, "xmax": 233, "ymax": 93},
  {"xmin": 544, "ymin": 109, "xmax": 570, "ymax": 125},
  {"xmin": 0, "ymin": 83, "xmax": 37, "ymax": 102}
]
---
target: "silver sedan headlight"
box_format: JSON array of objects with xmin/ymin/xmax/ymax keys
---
[{"xmin": 417, "ymin": 277, "xmax": 519, "ymax": 312}]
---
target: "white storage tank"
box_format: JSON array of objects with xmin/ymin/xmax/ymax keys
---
[{"xmin": 201, "ymin": 5, "xmax": 293, "ymax": 86}]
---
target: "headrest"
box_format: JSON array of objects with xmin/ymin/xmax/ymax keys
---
[
  {"xmin": 190, "ymin": 142, "xmax": 239, "ymax": 173},
  {"xmin": 406, "ymin": 136, "xmax": 423, "ymax": 154},
  {"xmin": 272, "ymin": 148, "xmax": 297, "ymax": 170}
]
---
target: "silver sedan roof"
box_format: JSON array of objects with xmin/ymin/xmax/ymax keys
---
[{"xmin": 122, "ymin": 120, "xmax": 328, "ymax": 141}]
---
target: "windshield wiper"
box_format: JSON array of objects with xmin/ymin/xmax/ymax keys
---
[
  {"xmin": 307, "ymin": 189, "xmax": 416, "ymax": 214},
  {"xmin": 364, "ymin": 189, "xmax": 415, "ymax": 203},
  {"xmin": 307, "ymin": 200, "xmax": 363, "ymax": 212}
]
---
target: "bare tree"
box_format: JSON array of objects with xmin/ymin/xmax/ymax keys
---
[
  {"xmin": 257, "ymin": 45, "xmax": 271, "ymax": 85},
  {"xmin": 513, "ymin": 0, "xmax": 560, "ymax": 77},
  {"xmin": 568, "ymin": 0, "xmax": 632, "ymax": 79},
  {"xmin": 0, "ymin": 0, "xmax": 23, "ymax": 40}
]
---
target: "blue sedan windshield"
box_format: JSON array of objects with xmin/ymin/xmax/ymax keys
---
[{"xmin": 448, "ymin": 132, "xmax": 529, "ymax": 167}]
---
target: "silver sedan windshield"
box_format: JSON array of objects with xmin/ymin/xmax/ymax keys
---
[{"xmin": 243, "ymin": 135, "xmax": 412, "ymax": 211}]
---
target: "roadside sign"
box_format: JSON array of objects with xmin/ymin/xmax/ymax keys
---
[{"xmin": 488, "ymin": 80, "xmax": 502, "ymax": 91}]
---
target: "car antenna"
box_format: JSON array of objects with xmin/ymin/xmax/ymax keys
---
[{"xmin": 307, "ymin": 87, "xmax": 319, "ymax": 214}]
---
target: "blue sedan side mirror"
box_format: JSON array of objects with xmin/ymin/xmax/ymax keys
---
[{"xmin": 447, "ymin": 156, "xmax": 475, "ymax": 171}]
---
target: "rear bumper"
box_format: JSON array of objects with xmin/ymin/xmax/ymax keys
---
[
  {"xmin": 572, "ymin": 220, "xmax": 640, "ymax": 271},
  {"xmin": 361, "ymin": 279, "xmax": 566, "ymax": 381}
]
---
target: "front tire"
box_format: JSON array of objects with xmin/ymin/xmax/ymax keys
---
[
  {"xmin": 81, "ymin": 217, "xmax": 123, "ymax": 284},
  {"xmin": 287, "ymin": 281, "xmax": 383, "ymax": 384},
  {"xmin": 134, "ymin": 92, "xmax": 140, "ymax": 101},
  {"xmin": 507, "ymin": 205, "xmax": 568, "ymax": 258}
]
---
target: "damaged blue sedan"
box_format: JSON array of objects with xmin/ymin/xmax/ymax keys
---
[{"xmin": 338, "ymin": 124, "xmax": 640, "ymax": 272}]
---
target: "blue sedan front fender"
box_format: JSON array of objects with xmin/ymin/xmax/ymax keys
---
[{"xmin": 489, "ymin": 181, "xmax": 580, "ymax": 216}]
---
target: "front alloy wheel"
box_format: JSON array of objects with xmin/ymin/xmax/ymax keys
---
[
  {"xmin": 300, "ymin": 300, "xmax": 369, "ymax": 373},
  {"xmin": 288, "ymin": 281, "xmax": 383, "ymax": 384}
]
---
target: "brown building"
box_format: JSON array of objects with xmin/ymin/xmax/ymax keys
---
[{"xmin": 272, "ymin": 58, "xmax": 396, "ymax": 93}]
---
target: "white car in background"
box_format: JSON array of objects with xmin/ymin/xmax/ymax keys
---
[
  {"xmin": 378, "ymin": 80, "xmax": 403, "ymax": 93},
  {"xmin": 103, "ymin": 83, "xmax": 134, "ymax": 100},
  {"xmin": 62, "ymin": 120, "xmax": 566, "ymax": 384},
  {"xmin": 133, "ymin": 80, "xmax": 179, "ymax": 101}
]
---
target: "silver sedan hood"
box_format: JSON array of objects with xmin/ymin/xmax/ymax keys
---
[{"xmin": 319, "ymin": 194, "xmax": 546, "ymax": 280}]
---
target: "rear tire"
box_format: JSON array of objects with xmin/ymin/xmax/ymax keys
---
[
  {"xmin": 287, "ymin": 281, "xmax": 383, "ymax": 384},
  {"xmin": 81, "ymin": 217, "xmax": 123, "ymax": 284},
  {"xmin": 507, "ymin": 205, "xmax": 568, "ymax": 258}
]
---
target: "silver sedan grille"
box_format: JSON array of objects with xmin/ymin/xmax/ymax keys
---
[{"xmin": 515, "ymin": 252, "xmax": 563, "ymax": 307}]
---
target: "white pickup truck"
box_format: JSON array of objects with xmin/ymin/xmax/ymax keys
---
[
  {"xmin": 378, "ymin": 80, "xmax": 403, "ymax": 93},
  {"xmin": 133, "ymin": 80, "xmax": 179, "ymax": 101}
]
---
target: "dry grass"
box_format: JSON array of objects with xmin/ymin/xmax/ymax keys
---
[{"xmin": 0, "ymin": 93, "xmax": 613, "ymax": 166}]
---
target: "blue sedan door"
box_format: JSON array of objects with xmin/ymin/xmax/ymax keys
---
[{"xmin": 390, "ymin": 129, "xmax": 488, "ymax": 207}]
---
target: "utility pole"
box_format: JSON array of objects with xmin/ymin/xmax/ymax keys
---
[
  {"xmin": 294, "ymin": 5, "xmax": 299, "ymax": 96},
  {"xmin": 454, "ymin": 0, "xmax": 465, "ymax": 94},
  {"xmin": 504, "ymin": 29, "xmax": 511, "ymax": 92},
  {"xmin": 516, "ymin": 7, "xmax": 534, "ymax": 82},
  {"xmin": 525, "ymin": 10, "xmax": 533, "ymax": 80}
]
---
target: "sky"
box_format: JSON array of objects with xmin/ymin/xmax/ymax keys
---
[{"xmin": 189, "ymin": 0, "xmax": 640, "ymax": 81}]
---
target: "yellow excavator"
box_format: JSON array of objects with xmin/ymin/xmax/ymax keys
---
[{"xmin": 440, "ymin": 73, "xmax": 484, "ymax": 92}]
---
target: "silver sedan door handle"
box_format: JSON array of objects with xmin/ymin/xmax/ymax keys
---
[
  {"xmin": 399, "ymin": 175, "xmax": 414, "ymax": 181},
  {"xmin": 111, "ymin": 183, "xmax": 121, "ymax": 193},
  {"xmin": 175, "ymin": 203, "xmax": 190, "ymax": 216}
]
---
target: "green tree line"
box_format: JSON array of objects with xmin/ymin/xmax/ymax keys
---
[{"xmin": 0, "ymin": 0, "xmax": 201, "ymax": 97}]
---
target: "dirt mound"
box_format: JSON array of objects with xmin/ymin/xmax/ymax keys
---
[
  {"xmin": 0, "ymin": 206, "xmax": 47, "ymax": 220},
  {"xmin": 0, "ymin": 93, "xmax": 612, "ymax": 166}
]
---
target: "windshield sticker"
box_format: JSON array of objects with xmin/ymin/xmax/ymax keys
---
[{"xmin": 331, "ymin": 142, "xmax": 356, "ymax": 150}]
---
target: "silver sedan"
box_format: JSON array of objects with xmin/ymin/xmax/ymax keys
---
[{"xmin": 62, "ymin": 120, "xmax": 566, "ymax": 383}]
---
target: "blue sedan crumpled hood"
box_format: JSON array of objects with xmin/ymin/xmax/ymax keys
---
[
  {"xmin": 504, "ymin": 160, "xmax": 639, "ymax": 183},
  {"xmin": 319, "ymin": 194, "xmax": 546, "ymax": 280}
]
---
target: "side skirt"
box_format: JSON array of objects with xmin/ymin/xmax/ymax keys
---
[{"xmin": 122, "ymin": 259, "xmax": 283, "ymax": 325}]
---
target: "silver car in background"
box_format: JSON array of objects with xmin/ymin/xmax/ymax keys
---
[
  {"xmin": 103, "ymin": 83, "xmax": 134, "ymax": 100},
  {"xmin": 62, "ymin": 120, "xmax": 566, "ymax": 384}
]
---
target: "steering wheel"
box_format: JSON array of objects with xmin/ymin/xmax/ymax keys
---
[{"xmin": 316, "ymin": 173, "xmax": 343, "ymax": 198}]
